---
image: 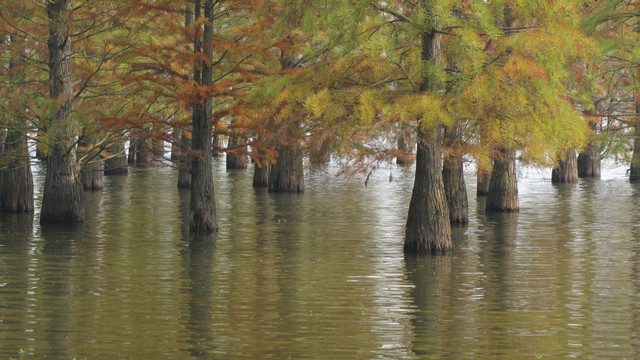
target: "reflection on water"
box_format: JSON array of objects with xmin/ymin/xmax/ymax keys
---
[{"xmin": 1, "ymin": 161, "xmax": 640, "ymax": 359}]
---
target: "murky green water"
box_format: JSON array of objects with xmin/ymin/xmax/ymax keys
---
[{"xmin": 1, "ymin": 160, "xmax": 640, "ymax": 359}]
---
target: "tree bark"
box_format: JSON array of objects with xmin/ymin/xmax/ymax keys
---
[
  {"xmin": 631, "ymin": 125, "xmax": 640, "ymax": 182},
  {"xmin": 486, "ymin": 148, "xmax": 519, "ymax": 212},
  {"xmin": 226, "ymin": 136, "xmax": 247, "ymax": 170},
  {"xmin": 253, "ymin": 149, "xmax": 270, "ymax": 188},
  {"xmin": 268, "ymin": 144, "xmax": 304, "ymax": 193},
  {"xmin": 189, "ymin": 0, "xmax": 217, "ymax": 233},
  {"xmin": 41, "ymin": 0, "xmax": 84, "ymax": 224},
  {"xmin": 104, "ymin": 141, "xmax": 128, "ymax": 175},
  {"xmin": 476, "ymin": 160, "xmax": 492, "ymax": 196},
  {"xmin": 396, "ymin": 125, "xmax": 411, "ymax": 165},
  {"xmin": 177, "ymin": 132, "xmax": 192, "ymax": 189},
  {"xmin": 552, "ymin": 150, "xmax": 578, "ymax": 184},
  {"xmin": 135, "ymin": 137, "xmax": 153, "ymax": 167},
  {"xmin": 577, "ymin": 142, "xmax": 601, "ymax": 178},
  {"xmin": 405, "ymin": 130, "xmax": 452, "ymax": 253},
  {"xmin": 0, "ymin": 32, "xmax": 34, "ymax": 213},
  {"xmin": 404, "ymin": 19, "xmax": 452, "ymax": 254},
  {"xmin": 443, "ymin": 153, "xmax": 468, "ymax": 226}
]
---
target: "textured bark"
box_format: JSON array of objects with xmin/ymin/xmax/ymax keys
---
[
  {"xmin": 253, "ymin": 152, "xmax": 270, "ymax": 188},
  {"xmin": 135, "ymin": 137, "xmax": 153, "ymax": 167},
  {"xmin": 41, "ymin": 0, "xmax": 84, "ymax": 224},
  {"xmin": 152, "ymin": 137, "xmax": 165, "ymax": 158},
  {"xmin": 189, "ymin": 0, "xmax": 217, "ymax": 233},
  {"xmin": 443, "ymin": 153, "xmax": 468, "ymax": 225},
  {"xmin": 81, "ymin": 160, "xmax": 103, "ymax": 191},
  {"xmin": 226, "ymin": 136, "xmax": 247, "ymax": 170},
  {"xmin": 577, "ymin": 143, "xmax": 601, "ymax": 178},
  {"xmin": 177, "ymin": 132, "xmax": 192, "ymax": 189},
  {"xmin": 405, "ymin": 131, "xmax": 452, "ymax": 254},
  {"xmin": 486, "ymin": 149, "xmax": 519, "ymax": 212},
  {"xmin": 268, "ymin": 144, "xmax": 304, "ymax": 193},
  {"xmin": 631, "ymin": 126, "xmax": 640, "ymax": 182},
  {"xmin": 308, "ymin": 132, "xmax": 331, "ymax": 165},
  {"xmin": 552, "ymin": 150, "xmax": 578, "ymax": 184},
  {"xmin": 404, "ymin": 21, "xmax": 451, "ymax": 254},
  {"xmin": 476, "ymin": 161, "xmax": 492, "ymax": 197},
  {"xmin": 0, "ymin": 32, "xmax": 34, "ymax": 213},
  {"xmin": 104, "ymin": 141, "xmax": 128, "ymax": 175},
  {"xmin": 127, "ymin": 140, "xmax": 137, "ymax": 164},
  {"xmin": 0, "ymin": 131, "xmax": 34, "ymax": 213}
]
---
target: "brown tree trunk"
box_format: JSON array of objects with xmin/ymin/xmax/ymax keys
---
[
  {"xmin": 79, "ymin": 138, "xmax": 103, "ymax": 191},
  {"xmin": 136, "ymin": 137, "xmax": 153, "ymax": 167},
  {"xmin": 631, "ymin": 126, "xmax": 640, "ymax": 182},
  {"xmin": 308, "ymin": 132, "xmax": 331, "ymax": 165},
  {"xmin": 442, "ymin": 156, "xmax": 468, "ymax": 226},
  {"xmin": 477, "ymin": 160, "xmax": 492, "ymax": 196},
  {"xmin": 226, "ymin": 136, "xmax": 247, "ymax": 170},
  {"xmin": 552, "ymin": 150, "xmax": 578, "ymax": 184},
  {"xmin": 253, "ymin": 149, "xmax": 270, "ymax": 188},
  {"xmin": 189, "ymin": 0, "xmax": 217, "ymax": 233},
  {"xmin": 104, "ymin": 141, "xmax": 128, "ymax": 175},
  {"xmin": 396, "ymin": 126, "xmax": 411, "ymax": 165},
  {"xmin": 404, "ymin": 19, "xmax": 451, "ymax": 254},
  {"xmin": 177, "ymin": 132, "xmax": 192, "ymax": 189},
  {"xmin": 486, "ymin": 148, "xmax": 519, "ymax": 212},
  {"xmin": 577, "ymin": 142, "xmax": 601, "ymax": 178},
  {"xmin": 41, "ymin": 0, "xmax": 84, "ymax": 224},
  {"xmin": 405, "ymin": 130, "xmax": 452, "ymax": 253},
  {"xmin": 0, "ymin": 32, "xmax": 34, "ymax": 213},
  {"xmin": 268, "ymin": 144, "xmax": 304, "ymax": 193},
  {"xmin": 0, "ymin": 131, "xmax": 34, "ymax": 213},
  {"xmin": 127, "ymin": 139, "xmax": 137, "ymax": 164}
]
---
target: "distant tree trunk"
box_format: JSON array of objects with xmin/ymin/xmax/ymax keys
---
[
  {"xmin": 0, "ymin": 33, "xmax": 34, "ymax": 213},
  {"xmin": 477, "ymin": 160, "xmax": 492, "ymax": 196},
  {"xmin": 404, "ymin": 22, "xmax": 451, "ymax": 254},
  {"xmin": 308, "ymin": 132, "xmax": 331, "ymax": 165},
  {"xmin": 127, "ymin": 139, "xmax": 137, "ymax": 164},
  {"xmin": 577, "ymin": 142, "xmax": 601, "ymax": 178},
  {"xmin": 152, "ymin": 137, "xmax": 165, "ymax": 159},
  {"xmin": 486, "ymin": 148, "xmax": 519, "ymax": 212},
  {"xmin": 136, "ymin": 137, "xmax": 153, "ymax": 167},
  {"xmin": 226, "ymin": 136, "xmax": 247, "ymax": 170},
  {"xmin": 631, "ymin": 126, "xmax": 640, "ymax": 182},
  {"xmin": 269, "ymin": 144, "xmax": 304, "ymax": 193},
  {"xmin": 79, "ymin": 138, "xmax": 103, "ymax": 191},
  {"xmin": 442, "ymin": 126, "xmax": 467, "ymax": 225},
  {"xmin": 41, "ymin": 0, "xmax": 84, "ymax": 224},
  {"xmin": 189, "ymin": 0, "xmax": 217, "ymax": 233},
  {"xmin": 178, "ymin": 132, "xmax": 192, "ymax": 189},
  {"xmin": 104, "ymin": 141, "xmax": 128, "ymax": 175},
  {"xmin": 396, "ymin": 125, "xmax": 411, "ymax": 165},
  {"xmin": 552, "ymin": 150, "xmax": 578, "ymax": 184},
  {"xmin": 253, "ymin": 148, "xmax": 270, "ymax": 188}
]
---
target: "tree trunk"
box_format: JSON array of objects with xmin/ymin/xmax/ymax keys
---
[
  {"xmin": 404, "ymin": 21, "xmax": 451, "ymax": 254},
  {"xmin": 0, "ymin": 131, "xmax": 34, "ymax": 213},
  {"xmin": 442, "ymin": 154, "xmax": 468, "ymax": 226},
  {"xmin": 577, "ymin": 143, "xmax": 601, "ymax": 178},
  {"xmin": 405, "ymin": 130, "xmax": 452, "ymax": 253},
  {"xmin": 268, "ymin": 144, "xmax": 304, "ymax": 193},
  {"xmin": 631, "ymin": 126, "xmax": 640, "ymax": 182},
  {"xmin": 396, "ymin": 125, "xmax": 411, "ymax": 165},
  {"xmin": 308, "ymin": 132, "xmax": 331, "ymax": 165},
  {"xmin": 127, "ymin": 139, "xmax": 137, "ymax": 164},
  {"xmin": 189, "ymin": 0, "xmax": 217, "ymax": 233},
  {"xmin": 486, "ymin": 148, "xmax": 519, "ymax": 212},
  {"xmin": 41, "ymin": 0, "xmax": 84, "ymax": 224},
  {"xmin": 226, "ymin": 136, "xmax": 247, "ymax": 170},
  {"xmin": 253, "ymin": 149, "xmax": 270, "ymax": 188},
  {"xmin": 79, "ymin": 138, "xmax": 103, "ymax": 191},
  {"xmin": 0, "ymin": 32, "xmax": 34, "ymax": 213},
  {"xmin": 476, "ymin": 160, "xmax": 492, "ymax": 196},
  {"xmin": 552, "ymin": 150, "xmax": 578, "ymax": 184},
  {"xmin": 136, "ymin": 137, "xmax": 153, "ymax": 167},
  {"xmin": 104, "ymin": 141, "xmax": 128, "ymax": 175},
  {"xmin": 178, "ymin": 132, "xmax": 192, "ymax": 189}
]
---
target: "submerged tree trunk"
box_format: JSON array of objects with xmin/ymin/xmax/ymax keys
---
[
  {"xmin": 79, "ymin": 138, "xmax": 103, "ymax": 191},
  {"xmin": 552, "ymin": 150, "xmax": 578, "ymax": 184},
  {"xmin": 177, "ymin": 132, "xmax": 192, "ymax": 189},
  {"xmin": 0, "ymin": 32, "xmax": 34, "ymax": 213},
  {"xmin": 253, "ymin": 149, "xmax": 270, "ymax": 188},
  {"xmin": 486, "ymin": 148, "xmax": 519, "ymax": 212},
  {"xmin": 404, "ymin": 22, "xmax": 451, "ymax": 254},
  {"xmin": 41, "ymin": 0, "xmax": 84, "ymax": 224},
  {"xmin": 136, "ymin": 137, "xmax": 153, "ymax": 167},
  {"xmin": 189, "ymin": 0, "xmax": 217, "ymax": 233},
  {"xmin": 476, "ymin": 160, "xmax": 492, "ymax": 196},
  {"xmin": 226, "ymin": 135, "xmax": 247, "ymax": 170},
  {"xmin": 631, "ymin": 126, "xmax": 640, "ymax": 182},
  {"xmin": 268, "ymin": 144, "xmax": 304, "ymax": 193},
  {"xmin": 577, "ymin": 142, "xmax": 601, "ymax": 178},
  {"xmin": 442, "ymin": 148, "xmax": 468, "ymax": 225},
  {"xmin": 127, "ymin": 139, "xmax": 137, "ymax": 164},
  {"xmin": 0, "ymin": 131, "xmax": 34, "ymax": 213},
  {"xmin": 405, "ymin": 130, "xmax": 452, "ymax": 253},
  {"xmin": 104, "ymin": 141, "xmax": 128, "ymax": 175}
]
